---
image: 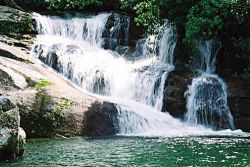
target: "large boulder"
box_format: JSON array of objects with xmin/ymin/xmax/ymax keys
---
[
  {"xmin": 8, "ymin": 89, "xmax": 74, "ymax": 138},
  {"xmin": 162, "ymin": 62, "xmax": 194, "ymax": 118},
  {"xmin": 0, "ymin": 107, "xmax": 26, "ymax": 160},
  {"xmin": 185, "ymin": 76, "xmax": 234, "ymax": 130},
  {"xmin": 82, "ymin": 101, "xmax": 119, "ymax": 136},
  {"xmin": 7, "ymin": 88, "xmax": 119, "ymax": 138}
]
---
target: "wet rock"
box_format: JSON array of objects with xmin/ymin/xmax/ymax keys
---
[
  {"xmin": 128, "ymin": 16, "xmax": 145, "ymax": 47},
  {"xmin": 6, "ymin": 88, "xmax": 98, "ymax": 138},
  {"xmin": 102, "ymin": 13, "xmax": 130, "ymax": 50},
  {"xmin": 35, "ymin": 44, "xmax": 83, "ymax": 73},
  {"xmin": 0, "ymin": 127, "xmax": 26, "ymax": 160},
  {"xmin": 82, "ymin": 101, "xmax": 119, "ymax": 136},
  {"xmin": 0, "ymin": 41, "xmax": 107, "ymax": 139},
  {"xmin": 186, "ymin": 76, "xmax": 234, "ymax": 130},
  {"xmin": 39, "ymin": 44, "xmax": 60, "ymax": 71},
  {"xmin": 162, "ymin": 62, "xmax": 194, "ymax": 118},
  {"xmin": 0, "ymin": 47, "xmax": 28, "ymax": 62},
  {"xmin": 115, "ymin": 46, "xmax": 129, "ymax": 55},
  {"xmin": 216, "ymin": 42, "xmax": 250, "ymax": 79}
]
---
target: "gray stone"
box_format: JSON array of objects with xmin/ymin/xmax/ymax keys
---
[
  {"xmin": 0, "ymin": 107, "xmax": 26, "ymax": 160},
  {"xmin": 0, "ymin": 5, "xmax": 35, "ymax": 36},
  {"xmin": 82, "ymin": 101, "xmax": 119, "ymax": 136}
]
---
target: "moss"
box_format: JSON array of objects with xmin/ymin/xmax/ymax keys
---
[
  {"xmin": 34, "ymin": 80, "xmax": 52, "ymax": 89},
  {"xmin": 0, "ymin": 108, "xmax": 19, "ymax": 129},
  {"xmin": 53, "ymin": 98, "xmax": 73, "ymax": 113},
  {"xmin": 20, "ymin": 89, "xmax": 73, "ymax": 138},
  {"xmin": 0, "ymin": 18, "xmax": 33, "ymax": 36},
  {"xmin": 0, "ymin": 6, "xmax": 35, "ymax": 36},
  {"xmin": 24, "ymin": 59, "xmax": 32, "ymax": 64}
]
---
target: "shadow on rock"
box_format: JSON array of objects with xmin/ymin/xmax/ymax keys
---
[{"xmin": 82, "ymin": 101, "xmax": 119, "ymax": 136}]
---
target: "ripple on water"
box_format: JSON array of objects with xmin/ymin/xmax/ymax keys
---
[{"xmin": 0, "ymin": 136, "xmax": 249, "ymax": 167}]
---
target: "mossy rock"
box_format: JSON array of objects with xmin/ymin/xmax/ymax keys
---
[
  {"xmin": 0, "ymin": 5, "xmax": 35, "ymax": 36},
  {"xmin": 0, "ymin": 127, "xmax": 26, "ymax": 160},
  {"xmin": 0, "ymin": 107, "xmax": 25, "ymax": 160},
  {"xmin": 19, "ymin": 90, "xmax": 70, "ymax": 138},
  {"xmin": 0, "ymin": 108, "xmax": 20, "ymax": 129}
]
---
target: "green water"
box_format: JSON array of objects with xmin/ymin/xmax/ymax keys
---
[{"xmin": 1, "ymin": 137, "xmax": 249, "ymax": 166}]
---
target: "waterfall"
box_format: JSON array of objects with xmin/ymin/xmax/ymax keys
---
[
  {"xmin": 185, "ymin": 40, "xmax": 235, "ymax": 130},
  {"xmin": 115, "ymin": 23, "xmax": 177, "ymax": 134},
  {"xmin": 35, "ymin": 13, "xmax": 111, "ymax": 46},
  {"xmin": 32, "ymin": 13, "xmax": 241, "ymax": 136}
]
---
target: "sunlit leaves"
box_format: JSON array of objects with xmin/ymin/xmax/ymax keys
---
[
  {"xmin": 133, "ymin": 1, "xmax": 160, "ymax": 28},
  {"xmin": 45, "ymin": 0, "xmax": 102, "ymax": 10}
]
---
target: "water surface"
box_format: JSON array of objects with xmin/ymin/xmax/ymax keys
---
[{"xmin": 1, "ymin": 136, "xmax": 249, "ymax": 166}]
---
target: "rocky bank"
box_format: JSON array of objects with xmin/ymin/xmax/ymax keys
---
[{"xmin": 0, "ymin": 5, "xmax": 120, "ymax": 160}]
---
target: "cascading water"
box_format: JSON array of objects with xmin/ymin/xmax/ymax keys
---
[
  {"xmin": 185, "ymin": 40, "xmax": 235, "ymax": 130},
  {"xmin": 32, "ymin": 13, "xmax": 242, "ymax": 137},
  {"xmin": 35, "ymin": 13, "xmax": 111, "ymax": 46}
]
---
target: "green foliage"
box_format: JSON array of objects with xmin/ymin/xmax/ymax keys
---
[
  {"xmin": 158, "ymin": 0, "xmax": 195, "ymax": 25},
  {"xmin": 34, "ymin": 80, "xmax": 52, "ymax": 89},
  {"xmin": 120, "ymin": 0, "xmax": 141, "ymax": 11},
  {"xmin": 243, "ymin": 67, "xmax": 250, "ymax": 80},
  {"xmin": 133, "ymin": 1, "xmax": 160, "ymax": 29},
  {"xmin": 34, "ymin": 90, "xmax": 57, "ymax": 133},
  {"xmin": 121, "ymin": 0, "xmax": 160, "ymax": 31},
  {"xmin": 232, "ymin": 37, "xmax": 250, "ymax": 79},
  {"xmin": 185, "ymin": 0, "xmax": 250, "ymax": 42},
  {"xmin": 221, "ymin": 0, "xmax": 250, "ymax": 25},
  {"xmin": 45, "ymin": 0, "xmax": 102, "ymax": 10},
  {"xmin": 53, "ymin": 98, "xmax": 73, "ymax": 114},
  {"xmin": 185, "ymin": 0, "xmax": 223, "ymax": 41},
  {"xmin": 232, "ymin": 37, "xmax": 250, "ymax": 55}
]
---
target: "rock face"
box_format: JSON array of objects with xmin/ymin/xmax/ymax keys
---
[
  {"xmin": 0, "ymin": 40, "xmax": 120, "ymax": 138},
  {"xmin": 0, "ymin": 107, "xmax": 26, "ymax": 160},
  {"xmin": 0, "ymin": 5, "xmax": 35, "ymax": 36},
  {"xmin": 163, "ymin": 62, "xmax": 250, "ymax": 132},
  {"xmin": 162, "ymin": 62, "xmax": 194, "ymax": 118},
  {"xmin": 227, "ymin": 80, "xmax": 250, "ymax": 132},
  {"xmin": 0, "ymin": 5, "xmax": 36, "ymax": 52},
  {"xmin": 102, "ymin": 13, "xmax": 130, "ymax": 50},
  {"xmin": 82, "ymin": 102, "xmax": 119, "ymax": 136},
  {"xmin": 163, "ymin": 34, "xmax": 250, "ymax": 132}
]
